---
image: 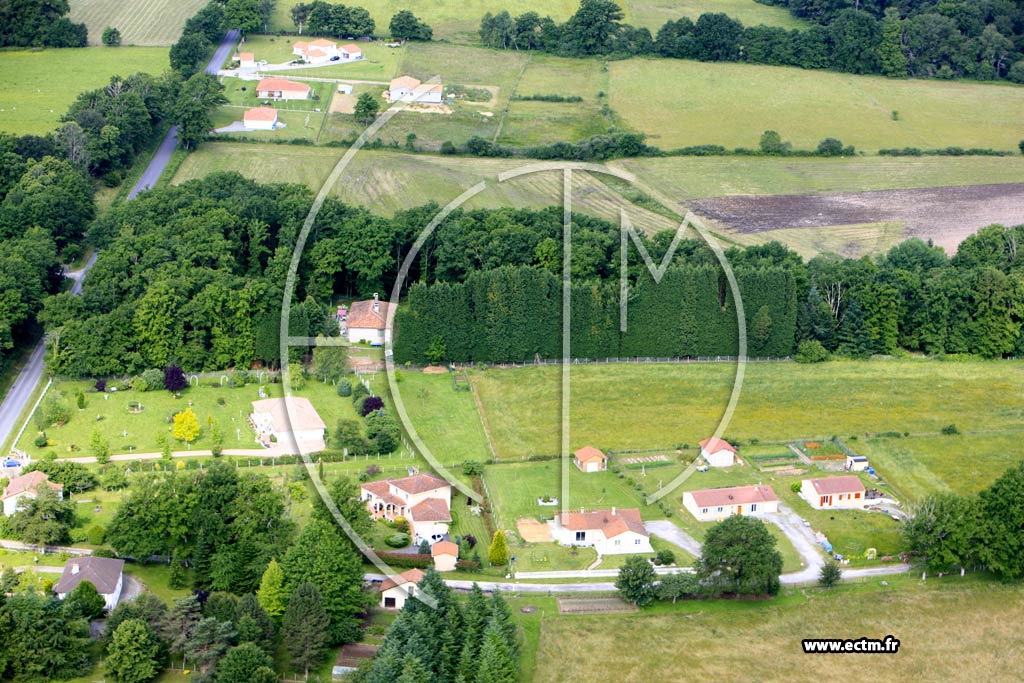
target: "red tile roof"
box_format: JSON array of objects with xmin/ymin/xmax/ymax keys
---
[
  {"xmin": 379, "ymin": 568, "xmax": 424, "ymax": 592},
  {"xmin": 390, "ymin": 75, "xmax": 420, "ymax": 90},
  {"xmin": 347, "ymin": 299, "xmax": 393, "ymax": 330},
  {"xmin": 410, "ymin": 497, "xmax": 451, "ymax": 522},
  {"xmin": 309, "ymin": 38, "xmax": 336, "ymax": 48},
  {"xmin": 2, "ymin": 470, "xmax": 62, "ymax": 499},
  {"xmin": 574, "ymin": 446, "xmax": 606, "ymax": 463},
  {"xmin": 238, "ymin": 51, "xmax": 254, "ymax": 61},
  {"xmin": 390, "ymin": 472, "xmax": 448, "ymax": 495},
  {"xmin": 256, "ymin": 77, "xmax": 309, "ymax": 94},
  {"xmin": 700, "ymin": 437, "xmax": 737, "ymax": 454},
  {"xmin": 806, "ymin": 476, "xmax": 865, "ymax": 496},
  {"xmin": 340, "ymin": 43, "xmax": 361, "ymax": 53},
  {"xmin": 560, "ymin": 508, "xmax": 647, "ymax": 539},
  {"xmin": 244, "ymin": 106, "xmax": 277, "ymax": 122},
  {"xmin": 688, "ymin": 484, "xmax": 778, "ymax": 508},
  {"xmin": 251, "ymin": 396, "xmax": 325, "ymax": 432},
  {"xmin": 361, "ymin": 480, "xmax": 404, "ymax": 507},
  {"xmin": 431, "ymin": 540, "xmax": 458, "ymax": 557}
]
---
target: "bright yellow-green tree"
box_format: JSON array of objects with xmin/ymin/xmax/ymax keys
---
[
  {"xmin": 488, "ymin": 530, "xmax": 509, "ymax": 566},
  {"xmin": 172, "ymin": 407, "xmax": 200, "ymax": 445}
]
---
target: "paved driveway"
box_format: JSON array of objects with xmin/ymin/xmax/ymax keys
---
[
  {"xmin": 643, "ymin": 519, "xmax": 702, "ymax": 557},
  {"xmin": 764, "ymin": 503, "xmax": 826, "ymax": 584}
]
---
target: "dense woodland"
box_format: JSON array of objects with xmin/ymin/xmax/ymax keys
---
[
  {"xmin": 481, "ymin": 0, "xmax": 1024, "ymax": 82},
  {"xmin": 0, "ymin": 0, "xmax": 87, "ymax": 48}
]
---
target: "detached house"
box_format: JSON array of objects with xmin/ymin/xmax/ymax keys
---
[
  {"xmin": 699, "ymin": 437, "xmax": 737, "ymax": 468},
  {"xmin": 551, "ymin": 507, "xmax": 652, "ymax": 555},
  {"xmin": 361, "ymin": 472, "xmax": 451, "ymax": 546},
  {"xmin": 250, "ymin": 396, "xmax": 326, "ymax": 452},
  {"xmin": 800, "ymin": 475, "xmax": 866, "ymax": 510},
  {"xmin": 386, "ymin": 76, "xmax": 443, "ymax": 104},
  {"xmin": 683, "ymin": 484, "xmax": 779, "ymax": 522},
  {"xmin": 345, "ymin": 294, "xmax": 393, "ymax": 345},
  {"xmin": 54, "ymin": 557, "xmax": 125, "ymax": 611},
  {"xmin": 573, "ymin": 446, "xmax": 607, "ymax": 473},
  {"xmin": 256, "ymin": 77, "xmax": 310, "ymax": 100},
  {"xmin": 379, "ymin": 568, "xmax": 424, "ymax": 609},
  {"xmin": 2, "ymin": 471, "xmax": 63, "ymax": 516}
]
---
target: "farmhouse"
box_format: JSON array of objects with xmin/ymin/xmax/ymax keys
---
[
  {"xmin": 573, "ymin": 446, "xmax": 607, "ymax": 473},
  {"xmin": 53, "ymin": 557, "xmax": 125, "ymax": 611},
  {"xmin": 800, "ymin": 475, "xmax": 866, "ymax": 510},
  {"xmin": 387, "ymin": 76, "xmax": 443, "ymax": 104},
  {"xmin": 2, "ymin": 470, "xmax": 63, "ymax": 516},
  {"xmin": 379, "ymin": 568, "xmax": 424, "ymax": 609},
  {"xmin": 683, "ymin": 484, "xmax": 779, "ymax": 522},
  {"xmin": 243, "ymin": 106, "xmax": 278, "ymax": 130},
  {"xmin": 249, "ymin": 396, "xmax": 326, "ymax": 451},
  {"xmin": 255, "ymin": 77, "xmax": 310, "ymax": 101},
  {"xmin": 551, "ymin": 507, "xmax": 653, "ymax": 555},
  {"xmin": 346, "ymin": 294, "xmax": 393, "ymax": 345},
  {"xmin": 846, "ymin": 455, "xmax": 869, "ymax": 472},
  {"xmin": 361, "ymin": 472, "xmax": 451, "ymax": 546},
  {"xmin": 699, "ymin": 437, "xmax": 737, "ymax": 467},
  {"xmin": 237, "ymin": 51, "xmax": 256, "ymax": 69},
  {"xmin": 431, "ymin": 540, "xmax": 459, "ymax": 572}
]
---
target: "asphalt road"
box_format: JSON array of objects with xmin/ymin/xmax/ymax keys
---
[{"xmin": 0, "ymin": 31, "xmax": 241, "ymax": 451}]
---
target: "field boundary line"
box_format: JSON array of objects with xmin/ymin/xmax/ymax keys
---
[
  {"xmin": 491, "ymin": 54, "xmax": 531, "ymax": 144},
  {"xmin": 467, "ymin": 371, "xmax": 500, "ymax": 462}
]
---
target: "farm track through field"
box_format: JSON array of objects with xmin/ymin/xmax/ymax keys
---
[{"xmin": 691, "ymin": 182, "xmax": 1024, "ymax": 253}]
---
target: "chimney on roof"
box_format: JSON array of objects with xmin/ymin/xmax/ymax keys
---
[
  {"xmin": 373, "ymin": 292, "xmax": 380, "ymax": 313},
  {"xmin": 71, "ymin": 563, "xmax": 80, "ymax": 575},
  {"xmin": 611, "ymin": 507, "xmax": 616, "ymax": 516},
  {"xmin": 580, "ymin": 507, "xmax": 585, "ymax": 514}
]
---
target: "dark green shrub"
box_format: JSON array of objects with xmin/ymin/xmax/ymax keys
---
[
  {"xmin": 337, "ymin": 380, "xmax": 352, "ymax": 397},
  {"xmin": 385, "ymin": 533, "xmax": 411, "ymax": 548}
]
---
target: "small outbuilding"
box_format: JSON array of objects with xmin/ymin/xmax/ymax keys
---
[
  {"xmin": 431, "ymin": 540, "xmax": 459, "ymax": 572},
  {"xmin": 238, "ymin": 51, "xmax": 256, "ymax": 69},
  {"xmin": 573, "ymin": 446, "xmax": 607, "ymax": 473},
  {"xmin": 846, "ymin": 455, "xmax": 869, "ymax": 472},
  {"xmin": 243, "ymin": 106, "xmax": 278, "ymax": 130},
  {"xmin": 800, "ymin": 475, "xmax": 866, "ymax": 510},
  {"xmin": 699, "ymin": 437, "xmax": 737, "ymax": 468},
  {"xmin": 379, "ymin": 568, "xmax": 424, "ymax": 609}
]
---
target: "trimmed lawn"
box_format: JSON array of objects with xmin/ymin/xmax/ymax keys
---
[
  {"xmin": 610, "ymin": 58, "xmax": 1024, "ymax": 152},
  {"xmin": 533, "ymin": 578, "xmax": 1024, "ymax": 683},
  {"xmin": 0, "ymin": 47, "xmax": 170, "ymax": 135},
  {"xmin": 69, "ymin": 0, "xmax": 206, "ymax": 46},
  {"xmin": 220, "ymin": 76, "xmax": 332, "ymax": 112},
  {"xmin": 211, "ymin": 108, "xmax": 324, "ymax": 142}
]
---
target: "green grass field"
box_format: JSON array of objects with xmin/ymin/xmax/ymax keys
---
[
  {"xmin": 69, "ymin": 0, "xmax": 207, "ymax": 46},
  {"xmin": 211, "ymin": 108, "xmax": 325, "ymax": 141},
  {"xmin": 532, "ymin": 578, "xmax": 1024, "ymax": 683},
  {"xmin": 221, "ymin": 76, "xmax": 332, "ymax": 111},
  {"xmin": 610, "ymin": 58, "xmax": 1024, "ymax": 152},
  {"xmin": 0, "ymin": 48, "xmax": 170, "ymax": 135},
  {"xmin": 240, "ymin": 36, "xmax": 404, "ymax": 80},
  {"xmin": 628, "ymin": 0, "xmax": 805, "ymax": 31}
]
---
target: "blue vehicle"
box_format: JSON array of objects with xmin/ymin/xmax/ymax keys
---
[{"xmin": 2, "ymin": 458, "xmax": 20, "ymax": 468}]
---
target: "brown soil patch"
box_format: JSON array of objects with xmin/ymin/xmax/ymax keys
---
[
  {"xmin": 422, "ymin": 365, "xmax": 448, "ymax": 374},
  {"xmin": 337, "ymin": 642, "xmax": 379, "ymax": 668},
  {"xmin": 517, "ymin": 518, "xmax": 553, "ymax": 543},
  {"xmin": 691, "ymin": 183, "xmax": 1024, "ymax": 253},
  {"xmin": 557, "ymin": 597, "xmax": 638, "ymax": 614},
  {"xmin": 330, "ymin": 92, "xmax": 355, "ymax": 114}
]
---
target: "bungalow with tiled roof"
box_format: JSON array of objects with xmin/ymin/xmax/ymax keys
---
[
  {"xmin": 683, "ymin": 484, "xmax": 779, "ymax": 522},
  {"xmin": 54, "ymin": 556, "xmax": 125, "ymax": 610},
  {"xmin": 238, "ymin": 51, "xmax": 256, "ymax": 69},
  {"xmin": 800, "ymin": 475, "xmax": 866, "ymax": 510},
  {"xmin": 338, "ymin": 42, "xmax": 363, "ymax": 60},
  {"xmin": 573, "ymin": 446, "xmax": 607, "ymax": 473},
  {"xmin": 361, "ymin": 472, "xmax": 451, "ymax": 546},
  {"xmin": 249, "ymin": 396, "xmax": 326, "ymax": 452},
  {"xmin": 2, "ymin": 470, "xmax": 63, "ymax": 516},
  {"xmin": 243, "ymin": 106, "xmax": 278, "ymax": 130},
  {"xmin": 345, "ymin": 293, "xmax": 393, "ymax": 345},
  {"xmin": 431, "ymin": 540, "xmax": 459, "ymax": 572},
  {"xmin": 386, "ymin": 75, "xmax": 443, "ymax": 104},
  {"xmin": 379, "ymin": 568, "xmax": 424, "ymax": 609},
  {"xmin": 700, "ymin": 437, "xmax": 737, "ymax": 468},
  {"xmin": 256, "ymin": 77, "xmax": 310, "ymax": 101},
  {"xmin": 551, "ymin": 507, "xmax": 652, "ymax": 555}
]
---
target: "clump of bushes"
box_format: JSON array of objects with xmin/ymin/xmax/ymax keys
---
[
  {"xmin": 654, "ymin": 549, "xmax": 676, "ymax": 566},
  {"xmin": 941, "ymin": 424, "xmax": 960, "ymax": 435},
  {"xmin": 385, "ymin": 533, "xmax": 411, "ymax": 548},
  {"xmin": 337, "ymin": 380, "xmax": 352, "ymax": 397},
  {"xmin": 794, "ymin": 339, "xmax": 829, "ymax": 364}
]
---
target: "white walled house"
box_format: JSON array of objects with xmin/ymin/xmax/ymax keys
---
[
  {"xmin": 573, "ymin": 446, "xmax": 607, "ymax": 473},
  {"xmin": 551, "ymin": 508, "xmax": 652, "ymax": 555},
  {"xmin": 2, "ymin": 471, "xmax": 63, "ymax": 516},
  {"xmin": 238, "ymin": 51, "xmax": 257, "ymax": 69},
  {"xmin": 54, "ymin": 557, "xmax": 125, "ymax": 611},
  {"xmin": 243, "ymin": 106, "xmax": 278, "ymax": 130},
  {"xmin": 361, "ymin": 472, "xmax": 451, "ymax": 545},
  {"xmin": 800, "ymin": 475, "xmax": 867, "ymax": 510},
  {"xmin": 345, "ymin": 294, "xmax": 393, "ymax": 345},
  {"xmin": 256, "ymin": 77, "xmax": 310, "ymax": 101},
  {"xmin": 387, "ymin": 76, "xmax": 443, "ymax": 104},
  {"xmin": 379, "ymin": 568, "xmax": 424, "ymax": 609},
  {"xmin": 699, "ymin": 437, "xmax": 737, "ymax": 468},
  {"xmin": 683, "ymin": 484, "xmax": 780, "ymax": 522},
  {"xmin": 250, "ymin": 396, "xmax": 326, "ymax": 452}
]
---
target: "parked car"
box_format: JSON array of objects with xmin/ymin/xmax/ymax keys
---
[
  {"xmin": 2, "ymin": 458, "xmax": 20, "ymax": 467},
  {"xmin": 330, "ymin": 55, "xmax": 340, "ymax": 61}
]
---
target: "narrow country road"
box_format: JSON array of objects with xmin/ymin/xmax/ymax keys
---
[{"xmin": 0, "ymin": 30, "xmax": 240, "ymax": 451}]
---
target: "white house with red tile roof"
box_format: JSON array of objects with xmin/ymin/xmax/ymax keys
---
[
  {"xmin": 250, "ymin": 396, "xmax": 326, "ymax": 452},
  {"xmin": 361, "ymin": 472, "xmax": 451, "ymax": 545},
  {"xmin": 387, "ymin": 76, "xmax": 443, "ymax": 104},
  {"xmin": 800, "ymin": 475, "xmax": 866, "ymax": 510},
  {"xmin": 2, "ymin": 470, "xmax": 63, "ymax": 516},
  {"xmin": 551, "ymin": 507, "xmax": 652, "ymax": 555},
  {"xmin": 237, "ymin": 51, "xmax": 256, "ymax": 69},
  {"xmin": 292, "ymin": 39, "xmax": 363, "ymax": 64},
  {"xmin": 54, "ymin": 557, "xmax": 125, "ymax": 610},
  {"xmin": 379, "ymin": 568, "xmax": 424, "ymax": 609},
  {"xmin": 243, "ymin": 106, "xmax": 278, "ymax": 130},
  {"xmin": 256, "ymin": 77, "xmax": 310, "ymax": 100},
  {"xmin": 700, "ymin": 437, "xmax": 737, "ymax": 467},
  {"xmin": 683, "ymin": 484, "xmax": 780, "ymax": 522},
  {"xmin": 573, "ymin": 446, "xmax": 607, "ymax": 473},
  {"xmin": 431, "ymin": 540, "xmax": 459, "ymax": 572},
  {"xmin": 338, "ymin": 43, "xmax": 363, "ymax": 60},
  {"xmin": 345, "ymin": 294, "xmax": 393, "ymax": 345}
]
